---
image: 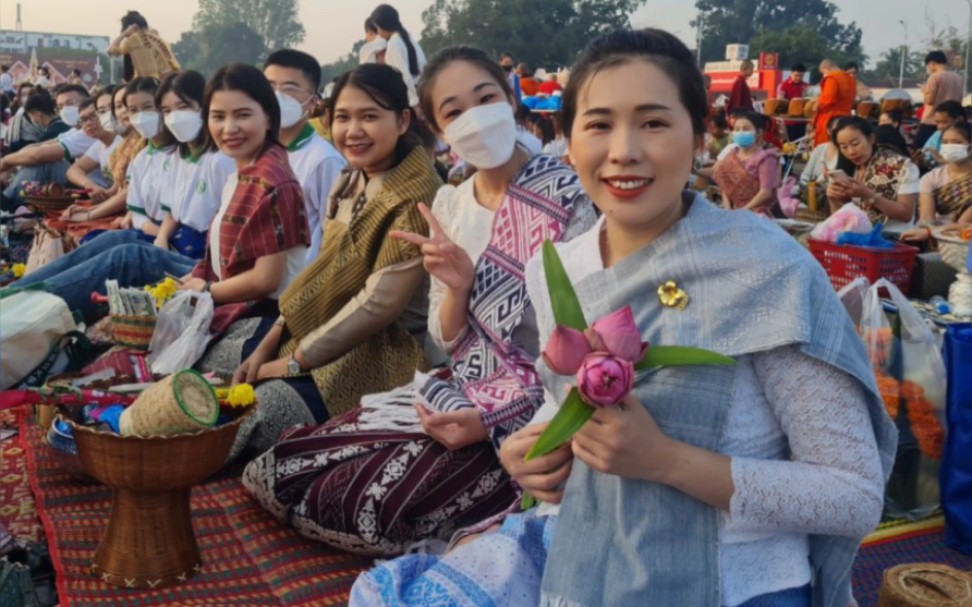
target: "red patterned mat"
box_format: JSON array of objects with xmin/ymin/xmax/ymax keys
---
[
  {"xmin": 0, "ymin": 408, "xmax": 44, "ymax": 545},
  {"xmin": 19, "ymin": 413, "xmax": 371, "ymax": 607},
  {"xmin": 851, "ymin": 516, "xmax": 972, "ymax": 607}
]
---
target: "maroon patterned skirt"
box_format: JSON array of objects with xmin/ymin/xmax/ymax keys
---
[{"xmin": 241, "ymin": 406, "xmax": 517, "ymax": 556}]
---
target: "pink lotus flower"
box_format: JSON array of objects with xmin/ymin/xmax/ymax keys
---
[
  {"xmin": 576, "ymin": 353, "xmax": 634, "ymax": 408},
  {"xmin": 542, "ymin": 305, "xmax": 648, "ymax": 376},
  {"xmin": 588, "ymin": 306, "xmax": 648, "ymax": 363},
  {"xmin": 542, "ymin": 325, "xmax": 591, "ymax": 375}
]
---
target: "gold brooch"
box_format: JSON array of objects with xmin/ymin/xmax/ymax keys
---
[{"xmin": 658, "ymin": 281, "xmax": 689, "ymax": 310}]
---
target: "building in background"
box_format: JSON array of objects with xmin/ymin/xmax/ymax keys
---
[{"xmin": 0, "ymin": 29, "xmax": 112, "ymax": 87}]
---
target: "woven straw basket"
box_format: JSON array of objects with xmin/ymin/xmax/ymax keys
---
[
  {"xmin": 110, "ymin": 313, "xmax": 156, "ymax": 351},
  {"xmin": 70, "ymin": 406, "xmax": 254, "ymax": 589},
  {"xmin": 25, "ymin": 196, "xmax": 74, "ymax": 213},
  {"xmin": 878, "ymin": 563, "xmax": 972, "ymax": 607},
  {"xmin": 119, "ymin": 370, "xmax": 218, "ymax": 437}
]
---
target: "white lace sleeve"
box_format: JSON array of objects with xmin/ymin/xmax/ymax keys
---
[
  {"xmin": 426, "ymin": 185, "xmax": 467, "ymax": 353},
  {"xmin": 729, "ymin": 345, "xmax": 885, "ymax": 538}
]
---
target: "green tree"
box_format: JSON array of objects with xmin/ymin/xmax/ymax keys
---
[
  {"xmin": 320, "ymin": 40, "xmax": 366, "ymax": 87},
  {"xmin": 748, "ymin": 25, "xmax": 866, "ymax": 73},
  {"xmin": 863, "ymin": 47, "xmax": 925, "ymax": 86},
  {"xmin": 694, "ymin": 0, "xmax": 862, "ymax": 66},
  {"xmin": 173, "ymin": 22, "xmax": 266, "ymax": 77},
  {"xmin": 192, "ymin": 0, "xmax": 304, "ymax": 57},
  {"xmin": 420, "ymin": 0, "xmax": 646, "ymax": 69}
]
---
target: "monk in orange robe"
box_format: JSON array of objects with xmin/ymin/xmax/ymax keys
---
[{"xmin": 813, "ymin": 59, "xmax": 856, "ymax": 145}]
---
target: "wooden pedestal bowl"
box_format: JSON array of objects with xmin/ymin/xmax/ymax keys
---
[{"xmin": 67, "ymin": 407, "xmax": 254, "ymax": 589}]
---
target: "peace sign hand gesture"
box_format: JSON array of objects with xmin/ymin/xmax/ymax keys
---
[{"xmin": 391, "ymin": 203, "xmax": 475, "ymax": 294}]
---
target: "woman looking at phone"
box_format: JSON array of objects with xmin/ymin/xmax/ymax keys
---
[{"xmin": 825, "ymin": 117, "xmax": 919, "ymax": 228}]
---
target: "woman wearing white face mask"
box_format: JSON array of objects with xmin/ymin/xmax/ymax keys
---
[
  {"xmin": 903, "ymin": 121, "xmax": 972, "ymax": 243},
  {"xmin": 63, "ymin": 77, "xmax": 163, "ymax": 227},
  {"xmin": 241, "ymin": 46, "xmax": 596, "ymax": 556},
  {"xmin": 153, "ymin": 70, "xmax": 236, "ymax": 257},
  {"xmin": 713, "ymin": 111, "xmax": 782, "ymax": 216}
]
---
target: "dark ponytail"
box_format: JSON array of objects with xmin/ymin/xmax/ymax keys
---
[{"xmin": 370, "ymin": 4, "xmax": 420, "ymax": 77}]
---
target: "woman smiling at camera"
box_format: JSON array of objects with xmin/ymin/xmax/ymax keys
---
[
  {"xmin": 198, "ymin": 63, "xmax": 442, "ymax": 460},
  {"xmin": 351, "ymin": 29, "xmax": 896, "ymax": 607},
  {"xmin": 242, "ymin": 46, "xmax": 596, "ymax": 556}
]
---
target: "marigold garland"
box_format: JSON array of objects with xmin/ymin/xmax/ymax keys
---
[{"xmin": 874, "ymin": 369, "xmax": 945, "ymax": 460}]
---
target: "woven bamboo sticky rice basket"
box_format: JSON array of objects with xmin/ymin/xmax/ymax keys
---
[
  {"xmin": 877, "ymin": 563, "xmax": 972, "ymax": 606},
  {"xmin": 110, "ymin": 313, "xmax": 156, "ymax": 351},
  {"xmin": 70, "ymin": 405, "xmax": 255, "ymax": 589},
  {"xmin": 118, "ymin": 370, "xmax": 219, "ymax": 437}
]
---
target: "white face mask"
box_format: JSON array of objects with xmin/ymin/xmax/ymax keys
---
[
  {"xmin": 940, "ymin": 143, "xmax": 970, "ymax": 164},
  {"xmin": 276, "ymin": 91, "xmax": 309, "ymax": 129},
  {"xmin": 164, "ymin": 109, "xmax": 203, "ymax": 143},
  {"xmin": 443, "ymin": 103, "xmax": 517, "ymax": 169},
  {"xmin": 98, "ymin": 111, "xmax": 117, "ymax": 134},
  {"xmin": 59, "ymin": 105, "xmax": 80, "ymax": 127},
  {"xmin": 130, "ymin": 111, "xmax": 161, "ymax": 139}
]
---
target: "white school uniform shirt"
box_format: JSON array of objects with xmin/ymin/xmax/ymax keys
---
[
  {"xmin": 160, "ymin": 149, "xmax": 236, "ymax": 232},
  {"xmin": 384, "ymin": 32, "xmax": 426, "ymax": 107},
  {"xmin": 82, "ymin": 135, "xmax": 122, "ymax": 188},
  {"xmin": 126, "ymin": 142, "xmax": 172, "ymax": 230},
  {"xmin": 56, "ymin": 128, "xmax": 97, "ymax": 162},
  {"xmin": 210, "ymin": 174, "xmax": 307, "ymax": 299},
  {"xmin": 286, "ymin": 125, "xmax": 347, "ymax": 265},
  {"xmin": 359, "ymin": 38, "xmax": 387, "ymax": 64}
]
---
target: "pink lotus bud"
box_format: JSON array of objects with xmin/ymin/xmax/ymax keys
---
[
  {"xmin": 542, "ymin": 325, "xmax": 592, "ymax": 375},
  {"xmin": 576, "ymin": 353, "xmax": 634, "ymax": 408},
  {"xmin": 589, "ymin": 306, "xmax": 648, "ymax": 363}
]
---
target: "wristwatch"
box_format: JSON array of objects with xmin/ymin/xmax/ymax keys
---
[{"xmin": 287, "ymin": 352, "xmax": 302, "ymax": 375}]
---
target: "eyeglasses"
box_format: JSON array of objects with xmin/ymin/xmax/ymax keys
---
[
  {"xmin": 78, "ymin": 113, "xmax": 99, "ymax": 124},
  {"xmin": 276, "ymin": 84, "xmax": 314, "ymax": 99}
]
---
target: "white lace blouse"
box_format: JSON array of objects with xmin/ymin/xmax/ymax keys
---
[{"xmin": 526, "ymin": 217, "xmax": 885, "ymax": 606}]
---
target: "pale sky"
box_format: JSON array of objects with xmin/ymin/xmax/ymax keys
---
[{"xmin": 0, "ymin": 0, "xmax": 966, "ymax": 69}]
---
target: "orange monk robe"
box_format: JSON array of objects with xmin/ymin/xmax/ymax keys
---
[{"xmin": 814, "ymin": 70, "xmax": 856, "ymax": 145}]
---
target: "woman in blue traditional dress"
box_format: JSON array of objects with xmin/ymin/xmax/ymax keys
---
[
  {"xmin": 241, "ymin": 46, "xmax": 597, "ymax": 556},
  {"xmin": 350, "ymin": 28, "xmax": 897, "ymax": 607}
]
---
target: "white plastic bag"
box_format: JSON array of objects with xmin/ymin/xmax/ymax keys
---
[
  {"xmin": 862, "ymin": 278, "xmax": 948, "ymax": 519},
  {"xmin": 147, "ymin": 291, "xmax": 214, "ymax": 374},
  {"xmin": 837, "ymin": 276, "xmax": 871, "ymax": 326},
  {"xmin": 0, "ymin": 289, "xmax": 77, "ymax": 389}
]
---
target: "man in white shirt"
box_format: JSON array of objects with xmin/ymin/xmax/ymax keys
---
[
  {"xmin": 0, "ymin": 65, "xmax": 13, "ymax": 96},
  {"xmin": 1, "ymin": 84, "xmax": 95, "ymax": 210},
  {"xmin": 264, "ymin": 49, "xmax": 347, "ymax": 265}
]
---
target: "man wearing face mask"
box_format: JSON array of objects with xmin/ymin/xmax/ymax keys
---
[
  {"xmin": 1, "ymin": 84, "xmax": 95, "ymax": 210},
  {"xmin": 4, "ymin": 83, "xmax": 44, "ymax": 154},
  {"xmin": 66, "ymin": 93, "xmax": 123, "ymax": 201},
  {"xmin": 264, "ymin": 49, "xmax": 347, "ymax": 265}
]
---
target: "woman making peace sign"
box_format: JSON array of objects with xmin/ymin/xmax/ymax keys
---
[{"xmin": 243, "ymin": 45, "xmax": 596, "ymax": 555}]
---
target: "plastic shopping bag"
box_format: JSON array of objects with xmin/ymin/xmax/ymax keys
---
[
  {"xmin": 809, "ymin": 203, "xmax": 872, "ymax": 243},
  {"xmin": 941, "ymin": 323, "xmax": 972, "ymax": 555},
  {"xmin": 147, "ymin": 291, "xmax": 214, "ymax": 375},
  {"xmin": 862, "ymin": 278, "xmax": 948, "ymax": 519}
]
